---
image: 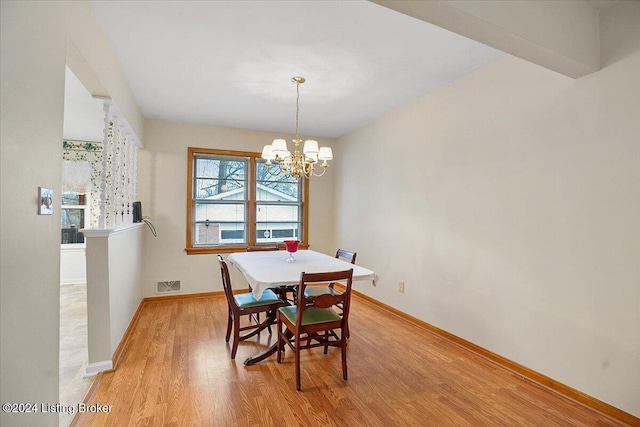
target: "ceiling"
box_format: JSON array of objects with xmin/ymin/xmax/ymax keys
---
[{"xmin": 64, "ymin": 1, "xmax": 608, "ymax": 142}]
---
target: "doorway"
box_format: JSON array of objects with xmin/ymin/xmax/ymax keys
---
[{"xmin": 59, "ymin": 65, "xmax": 105, "ymax": 426}]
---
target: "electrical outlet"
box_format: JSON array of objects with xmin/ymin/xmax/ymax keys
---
[{"xmin": 399, "ymin": 281, "xmax": 405, "ymax": 293}]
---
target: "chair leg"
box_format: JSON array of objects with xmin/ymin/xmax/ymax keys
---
[
  {"xmin": 276, "ymin": 319, "xmax": 283, "ymax": 363},
  {"xmin": 341, "ymin": 328, "xmax": 348, "ymax": 380},
  {"xmin": 323, "ymin": 330, "xmax": 329, "ymax": 355},
  {"xmin": 295, "ymin": 336, "xmax": 301, "ymax": 391},
  {"xmin": 230, "ymin": 313, "xmax": 240, "ymax": 359},
  {"xmin": 337, "ymin": 303, "xmax": 349, "ymax": 338},
  {"xmin": 225, "ymin": 309, "xmax": 232, "ymax": 343}
]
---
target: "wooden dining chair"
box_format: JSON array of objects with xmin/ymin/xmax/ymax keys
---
[
  {"xmin": 276, "ymin": 268, "xmax": 354, "ymax": 391},
  {"xmin": 217, "ymin": 255, "xmax": 285, "ymax": 359},
  {"xmin": 304, "ymin": 249, "xmax": 356, "ymax": 302},
  {"xmin": 303, "ymin": 249, "xmax": 356, "ymax": 337},
  {"xmin": 247, "ymin": 244, "xmax": 297, "ymax": 304}
]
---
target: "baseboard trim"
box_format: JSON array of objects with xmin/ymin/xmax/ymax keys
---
[
  {"xmin": 348, "ymin": 287, "xmax": 638, "ymax": 426},
  {"xmin": 143, "ymin": 290, "xmax": 224, "ymax": 302},
  {"xmin": 69, "ymin": 368, "xmax": 103, "ymax": 427},
  {"xmin": 84, "ymin": 360, "xmax": 113, "ymax": 377},
  {"xmin": 111, "ymin": 299, "xmax": 146, "ymax": 370}
]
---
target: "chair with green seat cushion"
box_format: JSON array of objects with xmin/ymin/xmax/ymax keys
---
[
  {"xmin": 218, "ymin": 255, "xmax": 285, "ymax": 359},
  {"xmin": 276, "ymin": 268, "xmax": 354, "ymax": 391},
  {"xmin": 303, "ymin": 249, "xmax": 356, "ymax": 338},
  {"xmin": 303, "ymin": 285, "xmax": 343, "ymax": 298},
  {"xmin": 303, "ymin": 249, "xmax": 356, "ymax": 301}
]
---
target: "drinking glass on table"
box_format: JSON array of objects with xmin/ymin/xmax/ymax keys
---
[{"xmin": 284, "ymin": 240, "xmax": 299, "ymax": 262}]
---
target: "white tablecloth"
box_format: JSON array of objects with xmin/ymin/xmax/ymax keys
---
[{"xmin": 227, "ymin": 249, "xmax": 378, "ymax": 299}]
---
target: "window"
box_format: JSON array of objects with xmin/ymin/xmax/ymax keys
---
[
  {"xmin": 61, "ymin": 192, "xmax": 87, "ymax": 244},
  {"xmin": 186, "ymin": 147, "xmax": 309, "ymax": 254}
]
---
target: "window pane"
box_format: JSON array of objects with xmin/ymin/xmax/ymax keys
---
[
  {"xmin": 256, "ymin": 161, "xmax": 297, "ymax": 183},
  {"xmin": 194, "ymin": 202, "xmax": 245, "ymax": 222},
  {"xmin": 195, "ymin": 222, "xmax": 246, "ymax": 245},
  {"xmin": 256, "ymin": 204, "xmax": 299, "ymax": 222},
  {"xmin": 255, "ymin": 182, "xmax": 299, "ymax": 202},
  {"xmin": 62, "ymin": 192, "xmax": 86, "ymax": 206},
  {"xmin": 196, "ymin": 157, "xmax": 246, "ymax": 180},
  {"xmin": 256, "ymin": 161, "xmax": 300, "ymax": 200},
  {"xmin": 61, "ymin": 208, "xmax": 85, "ymax": 244},
  {"xmin": 193, "ymin": 155, "xmax": 248, "ymax": 246},
  {"xmin": 195, "ymin": 156, "xmax": 247, "ymax": 199},
  {"xmin": 195, "ymin": 178, "xmax": 246, "ymax": 200},
  {"xmin": 256, "ymin": 222, "xmax": 300, "ymax": 243},
  {"xmin": 62, "ymin": 208, "xmax": 85, "ymax": 228}
]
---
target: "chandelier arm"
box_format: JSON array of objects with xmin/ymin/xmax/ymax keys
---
[
  {"xmin": 277, "ymin": 165, "xmax": 292, "ymax": 179},
  {"xmin": 264, "ymin": 162, "xmax": 282, "ymax": 177},
  {"xmin": 301, "ymin": 161, "xmax": 313, "ymax": 175},
  {"xmin": 310, "ymin": 166, "xmax": 328, "ymax": 177}
]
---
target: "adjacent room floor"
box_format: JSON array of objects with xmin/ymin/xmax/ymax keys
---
[{"xmin": 59, "ymin": 283, "xmax": 93, "ymax": 427}]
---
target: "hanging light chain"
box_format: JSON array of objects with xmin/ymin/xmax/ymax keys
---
[{"xmin": 295, "ymin": 78, "xmax": 300, "ymax": 141}]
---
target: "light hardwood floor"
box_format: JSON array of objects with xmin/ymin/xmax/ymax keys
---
[{"xmin": 73, "ymin": 294, "xmax": 629, "ymax": 426}]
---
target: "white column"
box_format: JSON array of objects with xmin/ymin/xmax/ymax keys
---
[
  {"xmin": 114, "ymin": 123, "xmax": 124, "ymax": 228},
  {"xmin": 132, "ymin": 145, "xmax": 138, "ymax": 203},
  {"xmin": 97, "ymin": 98, "xmax": 112, "ymax": 229},
  {"xmin": 109, "ymin": 117, "xmax": 119, "ymax": 229},
  {"xmin": 126, "ymin": 136, "xmax": 136, "ymax": 224}
]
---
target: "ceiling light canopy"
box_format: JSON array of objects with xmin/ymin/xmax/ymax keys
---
[{"xmin": 261, "ymin": 77, "xmax": 332, "ymax": 179}]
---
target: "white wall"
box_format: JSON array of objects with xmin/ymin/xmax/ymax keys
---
[
  {"xmin": 334, "ymin": 1, "xmax": 639, "ymax": 416},
  {"xmin": 139, "ymin": 120, "xmax": 337, "ymax": 297},
  {"xmin": 107, "ymin": 227, "xmax": 144, "ymax": 352},
  {"xmin": 84, "ymin": 226, "xmax": 144, "ymax": 374},
  {"xmin": 1, "ymin": 2, "xmax": 143, "ymax": 426},
  {"xmin": 1, "ymin": 3, "xmax": 66, "ymax": 426}
]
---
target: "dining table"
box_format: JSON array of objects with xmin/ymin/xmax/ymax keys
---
[{"xmin": 226, "ymin": 249, "xmax": 378, "ymax": 365}]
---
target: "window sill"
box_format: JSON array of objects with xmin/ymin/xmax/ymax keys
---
[{"xmin": 185, "ymin": 243, "xmax": 309, "ymax": 255}]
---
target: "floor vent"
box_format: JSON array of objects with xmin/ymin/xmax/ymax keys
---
[{"xmin": 156, "ymin": 280, "xmax": 181, "ymax": 294}]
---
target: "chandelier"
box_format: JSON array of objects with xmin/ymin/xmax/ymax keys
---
[{"xmin": 261, "ymin": 76, "xmax": 333, "ymax": 179}]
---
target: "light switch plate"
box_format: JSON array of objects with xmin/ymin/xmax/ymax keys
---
[{"xmin": 38, "ymin": 187, "xmax": 53, "ymax": 215}]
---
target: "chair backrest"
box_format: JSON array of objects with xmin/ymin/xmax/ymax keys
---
[
  {"xmin": 336, "ymin": 249, "xmax": 357, "ymax": 264},
  {"xmin": 296, "ymin": 269, "xmax": 354, "ymax": 325},
  {"xmin": 217, "ymin": 255, "xmax": 238, "ymax": 310},
  {"xmin": 247, "ymin": 244, "xmax": 280, "ymax": 251}
]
